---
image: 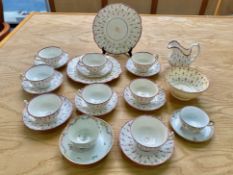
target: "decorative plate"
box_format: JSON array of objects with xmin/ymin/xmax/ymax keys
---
[
  {"xmin": 119, "ymin": 120, "xmax": 174, "ymax": 166},
  {"xmin": 67, "ymin": 55, "xmax": 122, "ymax": 84},
  {"xmin": 170, "ymin": 111, "xmax": 214, "ymax": 142},
  {"xmin": 126, "ymin": 58, "xmax": 160, "ymax": 77},
  {"xmin": 75, "ymin": 92, "xmax": 118, "ymax": 116},
  {"xmin": 22, "ymin": 96, "xmax": 73, "ymax": 131},
  {"xmin": 21, "ymin": 71, "xmax": 63, "ymax": 94},
  {"xmin": 77, "ymin": 57, "xmax": 112, "ymax": 78},
  {"xmin": 34, "ymin": 53, "xmax": 69, "ymax": 69},
  {"xmin": 93, "ymin": 3, "xmax": 142, "ymax": 54},
  {"xmin": 124, "ymin": 87, "xmax": 166, "ymax": 111},
  {"xmin": 59, "ymin": 116, "xmax": 114, "ymax": 165}
]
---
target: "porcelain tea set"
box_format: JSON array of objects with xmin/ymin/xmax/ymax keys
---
[{"xmin": 20, "ymin": 3, "xmax": 214, "ymax": 167}]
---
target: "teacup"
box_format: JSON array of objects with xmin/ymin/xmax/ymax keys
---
[
  {"xmin": 131, "ymin": 52, "xmax": 158, "ymax": 72},
  {"xmin": 129, "ymin": 79, "xmax": 159, "ymax": 104},
  {"xmin": 78, "ymin": 84, "xmax": 113, "ymax": 109},
  {"xmin": 21, "ymin": 64, "xmax": 54, "ymax": 89},
  {"xmin": 131, "ymin": 115, "xmax": 169, "ymax": 151},
  {"xmin": 25, "ymin": 93, "xmax": 62, "ymax": 123},
  {"xmin": 179, "ymin": 106, "xmax": 214, "ymax": 133},
  {"xmin": 78, "ymin": 53, "xmax": 111, "ymax": 74},
  {"xmin": 36, "ymin": 46, "xmax": 64, "ymax": 66},
  {"xmin": 68, "ymin": 115, "xmax": 99, "ymax": 149}
]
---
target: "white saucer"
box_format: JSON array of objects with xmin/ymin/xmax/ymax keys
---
[
  {"xmin": 75, "ymin": 92, "xmax": 118, "ymax": 116},
  {"xmin": 126, "ymin": 59, "xmax": 160, "ymax": 77},
  {"xmin": 170, "ymin": 110, "xmax": 214, "ymax": 142},
  {"xmin": 120, "ymin": 120, "xmax": 174, "ymax": 166},
  {"xmin": 21, "ymin": 71, "xmax": 63, "ymax": 94},
  {"xmin": 67, "ymin": 55, "xmax": 122, "ymax": 84},
  {"xmin": 23, "ymin": 96, "xmax": 73, "ymax": 131},
  {"xmin": 34, "ymin": 53, "xmax": 69, "ymax": 69},
  {"xmin": 77, "ymin": 58, "xmax": 113, "ymax": 78},
  {"xmin": 59, "ymin": 115, "xmax": 114, "ymax": 165},
  {"xmin": 123, "ymin": 87, "xmax": 166, "ymax": 111}
]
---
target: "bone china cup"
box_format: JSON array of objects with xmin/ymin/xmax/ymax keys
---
[
  {"xmin": 21, "ymin": 64, "xmax": 54, "ymax": 89},
  {"xmin": 78, "ymin": 84, "xmax": 113, "ymax": 109},
  {"xmin": 131, "ymin": 116, "xmax": 169, "ymax": 151},
  {"xmin": 78, "ymin": 53, "xmax": 109, "ymax": 73},
  {"xmin": 180, "ymin": 106, "xmax": 214, "ymax": 133},
  {"xmin": 131, "ymin": 52, "xmax": 158, "ymax": 72},
  {"xmin": 129, "ymin": 79, "xmax": 159, "ymax": 104},
  {"xmin": 36, "ymin": 46, "xmax": 64, "ymax": 66},
  {"xmin": 26, "ymin": 93, "xmax": 62, "ymax": 123},
  {"xmin": 68, "ymin": 116, "xmax": 99, "ymax": 149}
]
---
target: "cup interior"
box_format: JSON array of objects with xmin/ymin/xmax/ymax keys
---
[
  {"xmin": 130, "ymin": 79, "xmax": 158, "ymax": 97},
  {"xmin": 38, "ymin": 47, "xmax": 63, "ymax": 59},
  {"xmin": 131, "ymin": 116, "xmax": 168, "ymax": 147},
  {"xmin": 82, "ymin": 53, "xmax": 106, "ymax": 66},
  {"xmin": 68, "ymin": 117, "xmax": 99, "ymax": 146},
  {"xmin": 25, "ymin": 65, "xmax": 54, "ymax": 81},
  {"xmin": 28, "ymin": 94, "xmax": 62, "ymax": 117},
  {"xmin": 180, "ymin": 106, "xmax": 209, "ymax": 128},
  {"xmin": 82, "ymin": 84, "xmax": 112, "ymax": 104},
  {"xmin": 131, "ymin": 52, "xmax": 155, "ymax": 65}
]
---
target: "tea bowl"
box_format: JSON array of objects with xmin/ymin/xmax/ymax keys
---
[
  {"xmin": 67, "ymin": 115, "xmax": 99, "ymax": 149},
  {"xmin": 179, "ymin": 106, "xmax": 214, "ymax": 133},
  {"xmin": 78, "ymin": 83, "xmax": 113, "ymax": 109},
  {"xmin": 36, "ymin": 46, "xmax": 64, "ymax": 66},
  {"xmin": 25, "ymin": 93, "xmax": 62, "ymax": 123},
  {"xmin": 131, "ymin": 52, "xmax": 158, "ymax": 72},
  {"xmin": 21, "ymin": 64, "xmax": 55, "ymax": 89},
  {"xmin": 165, "ymin": 67, "xmax": 209, "ymax": 101},
  {"xmin": 131, "ymin": 115, "xmax": 169, "ymax": 151},
  {"xmin": 129, "ymin": 79, "xmax": 159, "ymax": 104}
]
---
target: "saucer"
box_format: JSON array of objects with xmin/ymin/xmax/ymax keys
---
[
  {"xmin": 77, "ymin": 58, "xmax": 112, "ymax": 78},
  {"xmin": 21, "ymin": 71, "xmax": 63, "ymax": 94},
  {"xmin": 124, "ymin": 87, "xmax": 166, "ymax": 111},
  {"xmin": 34, "ymin": 53, "xmax": 69, "ymax": 69},
  {"xmin": 59, "ymin": 115, "xmax": 114, "ymax": 165},
  {"xmin": 67, "ymin": 55, "xmax": 122, "ymax": 84},
  {"xmin": 126, "ymin": 58, "xmax": 160, "ymax": 77},
  {"xmin": 22, "ymin": 96, "xmax": 73, "ymax": 131},
  {"xmin": 75, "ymin": 92, "xmax": 118, "ymax": 116},
  {"xmin": 170, "ymin": 110, "xmax": 214, "ymax": 142},
  {"xmin": 119, "ymin": 120, "xmax": 174, "ymax": 166}
]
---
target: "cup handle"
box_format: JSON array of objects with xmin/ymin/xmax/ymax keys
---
[
  {"xmin": 208, "ymin": 120, "xmax": 214, "ymax": 126},
  {"xmin": 153, "ymin": 54, "xmax": 159, "ymax": 61},
  {"xmin": 77, "ymin": 56, "xmax": 85, "ymax": 66},
  {"xmin": 169, "ymin": 131, "xmax": 174, "ymax": 138},
  {"xmin": 20, "ymin": 73, "xmax": 27, "ymax": 81},
  {"xmin": 190, "ymin": 43, "xmax": 200, "ymax": 62},
  {"xmin": 107, "ymin": 58, "xmax": 113, "ymax": 69},
  {"xmin": 24, "ymin": 100, "xmax": 29, "ymax": 106},
  {"xmin": 77, "ymin": 89, "xmax": 84, "ymax": 100}
]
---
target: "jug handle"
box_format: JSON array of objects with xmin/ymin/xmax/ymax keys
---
[{"xmin": 190, "ymin": 43, "xmax": 200, "ymax": 62}]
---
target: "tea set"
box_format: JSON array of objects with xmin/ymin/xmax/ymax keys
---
[{"xmin": 19, "ymin": 3, "xmax": 214, "ymax": 167}]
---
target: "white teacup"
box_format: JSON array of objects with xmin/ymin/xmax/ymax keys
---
[
  {"xmin": 21, "ymin": 64, "xmax": 54, "ymax": 89},
  {"xmin": 131, "ymin": 52, "xmax": 158, "ymax": 72},
  {"xmin": 78, "ymin": 53, "xmax": 111, "ymax": 74},
  {"xmin": 25, "ymin": 93, "xmax": 62, "ymax": 123},
  {"xmin": 68, "ymin": 115, "xmax": 99, "ymax": 149},
  {"xmin": 78, "ymin": 84, "xmax": 113, "ymax": 109},
  {"xmin": 179, "ymin": 106, "xmax": 214, "ymax": 133},
  {"xmin": 129, "ymin": 79, "xmax": 159, "ymax": 104},
  {"xmin": 131, "ymin": 116, "xmax": 169, "ymax": 151},
  {"xmin": 36, "ymin": 46, "xmax": 64, "ymax": 67}
]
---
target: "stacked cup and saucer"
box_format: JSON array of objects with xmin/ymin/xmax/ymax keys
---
[
  {"xmin": 67, "ymin": 53, "xmax": 122, "ymax": 84},
  {"xmin": 170, "ymin": 106, "xmax": 214, "ymax": 142},
  {"xmin": 124, "ymin": 78, "xmax": 166, "ymax": 111},
  {"xmin": 120, "ymin": 115, "xmax": 175, "ymax": 166},
  {"xmin": 21, "ymin": 64, "xmax": 63, "ymax": 94},
  {"xmin": 59, "ymin": 115, "xmax": 114, "ymax": 165},
  {"xmin": 126, "ymin": 52, "xmax": 160, "ymax": 77},
  {"xmin": 34, "ymin": 46, "xmax": 69, "ymax": 69},
  {"xmin": 23, "ymin": 93, "xmax": 73, "ymax": 131},
  {"xmin": 75, "ymin": 83, "xmax": 118, "ymax": 116}
]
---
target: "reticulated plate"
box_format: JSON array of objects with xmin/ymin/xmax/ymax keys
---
[
  {"xmin": 67, "ymin": 55, "xmax": 121, "ymax": 84},
  {"xmin": 93, "ymin": 3, "xmax": 142, "ymax": 54}
]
